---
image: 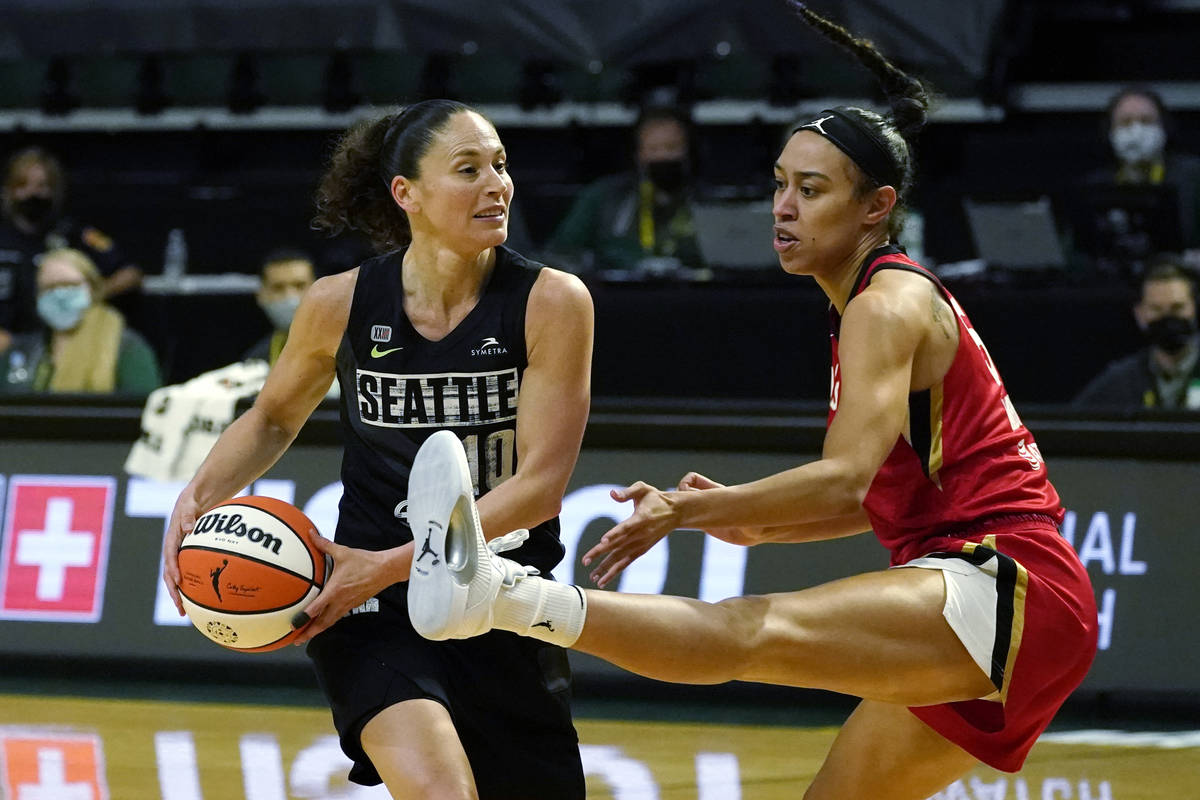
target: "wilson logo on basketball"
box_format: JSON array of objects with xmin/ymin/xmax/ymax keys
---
[
  {"xmin": 192, "ymin": 512, "xmax": 282, "ymax": 555},
  {"xmin": 178, "ymin": 496, "xmax": 327, "ymax": 652}
]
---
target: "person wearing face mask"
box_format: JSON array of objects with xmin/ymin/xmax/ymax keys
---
[
  {"xmin": 1, "ymin": 247, "xmax": 160, "ymax": 394},
  {"xmin": 544, "ymin": 103, "xmax": 704, "ymax": 275},
  {"xmin": 0, "ymin": 148, "xmax": 145, "ymax": 352},
  {"xmin": 1076, "ymin": 87, "xmax": 1200, "ymax": 274},
  {"xmin": 243, "ymin": 248, "xmax": 317, "ymax": 366},
  {"xmin": 1074, "ymin": 260, "xmax": 1200, "ymax": 410},
  {"xmin": 124, "ymin": 253, "xmax": 331, "ymax": 484}
]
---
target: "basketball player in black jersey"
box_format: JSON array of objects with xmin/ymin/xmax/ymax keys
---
[{"xmin": 161, "ymin": 100, "xmax": 593, "ymax": 799}]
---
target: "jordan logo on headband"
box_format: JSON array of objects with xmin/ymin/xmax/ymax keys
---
[
  {"xmin": 802, "ymin": 115, "xmax": 834, "ymax": 135},
  {"xmin": 794, "ymin": 107, "xmax": 900, "ymax": 188}
]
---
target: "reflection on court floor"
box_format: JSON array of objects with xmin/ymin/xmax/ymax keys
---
[{"xmin": 2, "ymin": 694, "xmax": 1196, "ymax": 799}]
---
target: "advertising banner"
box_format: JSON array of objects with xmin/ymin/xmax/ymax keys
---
[{"xmin": 0, "ymin": 439, "xmax": 1191, "ymax": 692}]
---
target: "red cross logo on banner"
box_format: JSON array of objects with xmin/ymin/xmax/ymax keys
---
[
  {"xmin": 0, "ymin": 733, "xmax": 109, "ymax": 800},
  {"xmin": 0, "ymin": 476, "xmax": 116, "ymax": 621}
]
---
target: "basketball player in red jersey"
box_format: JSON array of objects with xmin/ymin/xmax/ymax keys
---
[{"xmin": 404, "ymin": 4, "xmax": 1098, "ymax": 798}]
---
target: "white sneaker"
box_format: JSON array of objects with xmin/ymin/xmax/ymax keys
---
[{"xmin": 406, "ymin": 430, "xmax": 537, "ymax": 640}]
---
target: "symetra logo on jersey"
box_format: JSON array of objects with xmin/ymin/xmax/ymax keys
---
[
  {"xmin": 356, "ymin": 368, "xmax": 519, "ymax": 428},
  {"xmin": 470, "ymin": 336, "xmax": 508, "ymax": 356}
]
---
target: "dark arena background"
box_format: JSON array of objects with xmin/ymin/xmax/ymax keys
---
[{"xmin": 1, "ymin": 1, "xmax": 1198, "ymax": 798}]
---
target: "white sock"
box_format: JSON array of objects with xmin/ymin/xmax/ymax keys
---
[{"xmin": 493, "ymin": 576, "xmax": 587, "ymax": 647}]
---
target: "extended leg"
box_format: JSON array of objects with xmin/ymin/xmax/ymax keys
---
[
  {"xmin": 574, "ymin": 567, "xmax": 993, "ymax": 706},
  {"xmin": 405, "ymin": 431, "xmax": 992, "ymax": 706}
]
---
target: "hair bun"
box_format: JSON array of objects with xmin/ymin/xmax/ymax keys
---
[{"xmin": 889, "ymin": 95, "xmax": 928, "ymax": 140}]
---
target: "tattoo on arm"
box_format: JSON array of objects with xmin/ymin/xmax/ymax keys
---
[{"xmin": 930, "ymin": 286, "xmax": 953, "ymax": 340}]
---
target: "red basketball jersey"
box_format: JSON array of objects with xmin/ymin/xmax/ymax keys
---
[{"xmin": 828, "ymin": 247, "xmax": 1063, "ymax": 563}]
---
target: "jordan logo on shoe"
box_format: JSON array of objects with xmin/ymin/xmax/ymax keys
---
[
  {"xmin": 532, "ymin": 619, "xmax": 555, "ymax": 631},
  {"xmin": 416, "ymin": 525, "xmax": 441, "ymax": 568}
]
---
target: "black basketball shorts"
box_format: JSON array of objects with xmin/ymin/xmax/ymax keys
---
[{"xmin": 306, "ymin": 600, "xmax": 585, "ymax": 799}]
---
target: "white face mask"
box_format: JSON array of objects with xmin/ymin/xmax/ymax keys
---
[
  {"xmin": 259, "ymin": 294, "xmax": 301, "ymax": 331},
  {"xmin": 1110, "ymin": 121, "xmax": 1165, "ymax": 164},
  {"xmin": 37, "ymin": 284, "xmax": 91, "ymax": 331}
]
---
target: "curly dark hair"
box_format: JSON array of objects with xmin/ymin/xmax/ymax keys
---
[
  {"xmin": 787, "ymin": 1, "xmax": 933, "ymax": 239},
  {"xmin": 313, "ymin": 99, "xmax": 475, "ymax": 253}
]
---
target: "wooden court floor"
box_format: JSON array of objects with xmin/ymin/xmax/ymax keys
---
[{"xmin": 1, "ymin": 691, "xmax": 1196, "ymax": 799}]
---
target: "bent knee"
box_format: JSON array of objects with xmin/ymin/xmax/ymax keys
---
[{"xmin": 714, "ymin": 594, "xmax": 772, "ymax": 633}]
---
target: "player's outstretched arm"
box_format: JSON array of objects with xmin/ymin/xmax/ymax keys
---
[
  {"xmin": 584, "ymin": 279, "xmax": 929, "ymax": 587},
  {"xmin": 161, "ymin": 272, "xmax": 352, "ymax": 615},
  {"xmin": 672, "ymin": 472, "xmax": 869, "ymax": 545}
]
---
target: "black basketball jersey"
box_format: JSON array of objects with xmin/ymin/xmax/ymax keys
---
[{"xmin": 334, "ymin": 245, "xmax": 564, "ymax": 589}]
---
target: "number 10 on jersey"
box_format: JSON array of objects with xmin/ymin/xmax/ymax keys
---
[{"xmin": 460, "ymin": 429, "xmax": 516, "ymax": 493}]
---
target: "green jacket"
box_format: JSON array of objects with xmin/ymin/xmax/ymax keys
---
[
  {"xmin": 545, "ymin": 173, "xmax": 703, "ymax": 272},
  {"xmin": 1, "ymin": 327, "xmax": 162, "ymax": 395}
]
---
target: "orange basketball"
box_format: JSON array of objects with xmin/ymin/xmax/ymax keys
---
[{"xmin": 177, "ymin": 495, "xmax": 328, "ymax": 652}]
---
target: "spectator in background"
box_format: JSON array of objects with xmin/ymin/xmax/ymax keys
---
[
  {"xmin": 0, "ymin": 147, "xmax": 144, "ymax": 351},
  {"xmin": 243, "ymin": 248, "xmax": 316, "ymax": 367},
  {"xmin": 1, "ymin": 248, "xmax": 159, "ymax": 394},
  {"xmin": 1076, "ymin": 87, "xmax": 1200, "ymax": 275},
  {"xmin": 545, "ymin": 104, "xmax": 704, "ymax": 274},
  {"xmin": 1074, "ymin": 259, "xmax": 1199, "ymax": 410}
]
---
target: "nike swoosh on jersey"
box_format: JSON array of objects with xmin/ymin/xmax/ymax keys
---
[{"xmin": 370, "ymin": 344, "xmax": 404, "ymax": 358}]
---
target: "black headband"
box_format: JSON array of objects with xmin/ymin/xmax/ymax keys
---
[{"xmin": 793, "ymin": 107, "xmax": 901, "ymax": 188}]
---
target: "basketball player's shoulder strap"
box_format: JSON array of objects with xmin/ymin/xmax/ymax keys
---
[
  {"xmin": 832, "ymin": 245, "xmax": 943, "ymax": 339},
  {"xmin": 351, "ymin": 249, "xmax": 403, "ymax": 307},
  {"xmin": 339, "ymin": 249, "xmax": 403, "ymax": 367},
  {"xmin": 492, "ymin": 246, "xmax": 545, "ymax": 367},
  {"xmin": 490, "ymin": 245, "xmax": 543, "ymax": 295},
  {"xmin": 850, "ymin": 244, "xmax": 943, "ymax": 301}
]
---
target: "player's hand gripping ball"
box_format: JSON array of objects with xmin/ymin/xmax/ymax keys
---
[{"xmin": 177, "ymin": 496, "xmax": 329, "ymax": 652}]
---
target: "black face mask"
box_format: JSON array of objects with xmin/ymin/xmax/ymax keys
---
[
  {"xmin": 644, "ymin": 159, "xmax": 688, "ymax": 194},
  {"xmin": 11, "ymin": 195, "xmax": 54, "ymax": 227},
  {"xmin": 1145, "ymin": 315, "xmax": 1198, "ymax": 354}
]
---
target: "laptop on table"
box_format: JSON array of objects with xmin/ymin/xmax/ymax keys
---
[
  {"xmin": 691, "ymin": 202, "xmax": 778, "ymax": 271},
  {"xmin": 962, "ymin": 195, "xmax": 1067, "ymax": 272}
]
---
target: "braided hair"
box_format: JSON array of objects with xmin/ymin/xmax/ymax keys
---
[{"xmin": 788, "ymin": 1, "xmax": 932, "ymax": 238}]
